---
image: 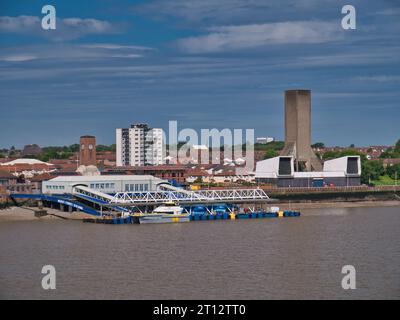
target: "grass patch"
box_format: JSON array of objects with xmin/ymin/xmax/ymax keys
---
[{"xmin": 371, "ymin": 175, "xmax": 397, "ymax": 186}]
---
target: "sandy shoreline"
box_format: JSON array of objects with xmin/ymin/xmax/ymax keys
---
[
  {"xmin": 0, "ymin": 207, "xmax": 93, "ymax": 222},
  {"xmin": 1, "ymin": 201, "xmax": 399, "ymax": 222}
]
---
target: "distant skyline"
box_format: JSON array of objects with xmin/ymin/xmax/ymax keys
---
[{"xmin": 1, "ymin": 0, "xmax": 399, "ymax": 148}]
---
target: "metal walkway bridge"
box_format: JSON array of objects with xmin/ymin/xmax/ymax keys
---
[{"xmin": 72, "ymin": 184, "xmax": 272, "ymax": 207}]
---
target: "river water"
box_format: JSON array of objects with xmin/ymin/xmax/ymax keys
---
[{"xmin": 0, "ymin": 206, "xmax": 399, "ymax": 299}]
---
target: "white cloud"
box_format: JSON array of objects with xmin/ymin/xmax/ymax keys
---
[
  {"xmin": 0, "ymin": 54, "xmax": 37, "ymax": 62},
  {"xmin": 0, "ymin": 15, "xmax": 118, "ymax": 41},
  {"xmin": 134, "ymin": 0, "xmax": 339, "ymax": 24},
  {"xmin": 109, "ymin": 54, "xmax": 143, "ymax": 59},
  {"xmin": 0, "ymin": 15, "xmax": 39, "ymax": 32},
  {"xmin": 62, "ymin": 18, "xmax": 112, "ymax": 32},
  {"xmin": 81, "ymin": 43, "xmax": 153, "ymax": 51},
  {"xmin": 376, "ymin": 8, "xmax": 400, "ymax": 16},
  {"xmin": 177, "ymin": 21, "xmax": 342, "ymax": 53},
  {"xmin": 295, "ymin": 48, "xmax": 400, "ymax": 67},
  {"xmin": 353, "ymin": 75, "xmax": 400, "ymax": 82},
  {"xmin": 0, "ymin": 43, "xmax": 148, "ymax": 68}
]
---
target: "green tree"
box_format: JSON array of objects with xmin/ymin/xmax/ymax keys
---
[
  {"xmin": 386, "ymin": 163, "xmax": 400, "ymax": 181},
  {"xmin": 263, "ymin": 149, "xmax": 279, "ymax": 159},
  {"xmin": 379, "ymin": 138, "xmax": 400, "ymax": 158},
  {"xmin": 322, "ymin": 151, "xmax": 341, "ymax": 160},
  {"xmin": 96, "ymin": 144, "xmax": 116, "ymax": 152},
  {"xmin": 361, "ymin": 160, "xmax": 385, "ymax": 184},
  {"xmin": 253, "ymin": 141, "xmax": 284, "ymax": 151},
  {"xmin": 311, "ymin": 142, "xmax": 325, "ymax": 149},
  {"xmin": 380, "ymin": 148, "xmax": 393, "ymax": 159},
  {"xmin": 37, "ymin": 147, "xmax": 72, "ymax": 162},
  {"xmin": 68, "ymin": 144, "xmax": 80, "ymax": 153},
  {"xmin": 22, "ymin": 154, "xmax": 38, "ymax": 159},
  {"xmin": 323, "ymin": 149, "xmax": 366, "ymax": 161}
]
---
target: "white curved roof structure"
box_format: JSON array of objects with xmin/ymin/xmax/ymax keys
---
[{"xmin": 0, "ymin": 158, "xmax": 53, "ymax": 166}]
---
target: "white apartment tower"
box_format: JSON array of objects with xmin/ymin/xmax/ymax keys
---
[{"xmin": 116, "ymin": 123, "xmax": 165, "ymax": 166}]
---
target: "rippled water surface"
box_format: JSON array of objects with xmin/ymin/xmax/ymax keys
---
[{"xmin": 0, "ymin": 206, "xmax": 399, "ymax": 299}]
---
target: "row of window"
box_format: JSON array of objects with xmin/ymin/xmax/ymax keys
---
[
  {"xmin": 45, "ymin": 183, "xmax": 149, "ymax": 191},
  {"xmin": 124, "ymin": 184, "xmax": 149, "ymax": 192},
  {"xmin": 46, "ymin": 185, "xmax": 65, "ymax": 190},
  {"xmin": 89, "ymin": 183, "xmax": 116, "ymax": 189}
]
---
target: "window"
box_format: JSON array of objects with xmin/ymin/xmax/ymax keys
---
[
  {"xmin": 90, "ymin": 184, "xmax": 95, "ymax": 188},
  {"xmin": 139, "ymin": 184, "xmax": 143, "ymax": 191},
  {"xmin": 135, "ymin": 184, "xmax": 139, "ymax": 191},
  {"xmin": 95, "ymin": 184, "xmax": 100, "ymax": 188},
  {"xmin": 125, "ymin": 184, "xmax": 129, "ymax": 191},
  {"xmin": 144, "ymin": 184, "xmax": 149, "ymax": 191},
  {"xmin": 100, "ymin": 183, "xmax": 105, "ymax": 189},
  {"xmin": 279, "ymin": 157, "xmax": 292, "ymax": 175},
  {"xmin": 105, "ymin": 183, "xmax": 110, "ymax": 189},
  {"xmin": 347, "ymin": 157, "xmax": 359, "ymax": 174}
]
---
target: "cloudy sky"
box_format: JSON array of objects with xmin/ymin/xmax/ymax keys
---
[{"xmin": 0, "ymin": 0, "xmax": 399, "ymax": 148}]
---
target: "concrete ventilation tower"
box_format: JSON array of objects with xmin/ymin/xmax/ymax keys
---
[
  {"xmin": 280, "ymin": 90, "xmax": 322, "ymax": 171},
  {"xmin": 79, "ymin": 135, "xmax": 97, "ymax": 166}
]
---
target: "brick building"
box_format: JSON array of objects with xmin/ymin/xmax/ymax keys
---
[
  {"xmin": 79, "ymin": 135, "xmax": 97, "ymax": 166},
  {"xmin": 103, "ymin": 165, "xmax": 188, "ymax": 184}
]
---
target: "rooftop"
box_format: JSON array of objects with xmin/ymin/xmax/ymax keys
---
[
  {"xmin": 47, "ymin": 175, "xmax": 163, "ymax": 182},
  {"xmin": 29, "ymin": 173, "xmax": 53, "ymax": 182},
  {"xmin": 0, "ymin": 170, "xmax": 16, "ymax": 179},
  {"xmin": 0, "ymin": 158, "xmax": 53, "ymax": 166},
  {"xmin": 106, "ymin": 165, "xmax": 188, "ymax": 171}
]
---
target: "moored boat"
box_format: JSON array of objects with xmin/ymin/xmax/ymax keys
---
[{"xmin": 132, "ymin": 202, "xmax": 190, "ymax": 224}]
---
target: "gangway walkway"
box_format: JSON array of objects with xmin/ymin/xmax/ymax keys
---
[
  {"xmin": 10, "ymin": 193, "xmax": 100, "ymax": 216},
  {"xmin": 72, "ymin": 186, "xmax": 130, "ymax": 214},
  {"xmin": 110, "ymin": 186, "xmax": 271, "ymax": 206}
]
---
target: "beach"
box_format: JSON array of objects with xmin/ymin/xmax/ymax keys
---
[{"xmin": 0, "ymin": 206, "xmax": 93, "ymax": 222}]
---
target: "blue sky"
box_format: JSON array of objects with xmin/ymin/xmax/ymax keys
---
[{"xmin": 0, "ymin": 0, "xmax": 399, "ymax": 148}]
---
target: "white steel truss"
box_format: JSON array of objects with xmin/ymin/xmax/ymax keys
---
[
  {"xmin": 110, "ymin": 188, "xmax": 270, "ymax": 206},
  {"xmin": 72, "ymin": 185, "xmax": 271, "ymax": 207}
]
